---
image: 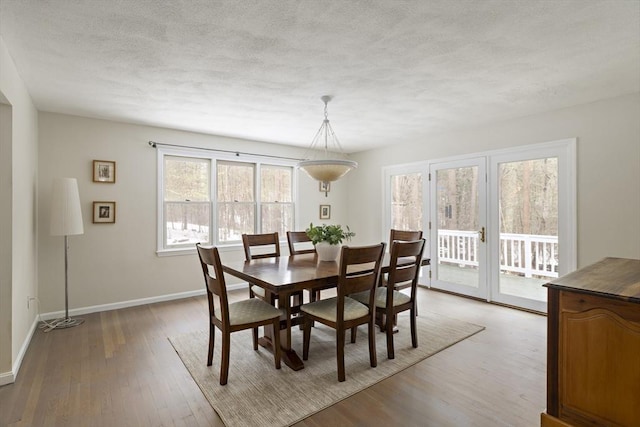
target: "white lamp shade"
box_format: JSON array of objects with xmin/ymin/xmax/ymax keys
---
[
  {"xmin": 298, "ymin": 159, "xmax": 358, "ymax": 182},
  {"xmin": 50, "ymin": 178, "xmax": 84, "ymax": 236}
]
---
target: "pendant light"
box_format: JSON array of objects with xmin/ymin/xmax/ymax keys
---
[{"xmin": 297, "ymin": 96, "xmax": 357, "ymax": 193}]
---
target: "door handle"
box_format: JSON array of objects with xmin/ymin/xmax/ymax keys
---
[{"xmin": 479, "ymin": 227, "xmax": 485, "ymax": 243}]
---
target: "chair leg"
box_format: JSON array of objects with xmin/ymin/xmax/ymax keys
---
[
  {"xmin": 272, "ymin": 319, "xmax": 281, "ymax": 369},
  {"xmin": 220, "ymin": 331, "xmax": 231, "ymax": 385},
  {"xmin": 302, "ymin": 316, "xmax": 311, "ymax": 361},
  {"xmin": 368, "ymin": 319, "xmax": 377, "ymax": 368},
  {"xmin": 207, "ymin": 323, "xmax": 215, "ymax": 366},
  {"xmin": 252, "ymin": 327, "xmax": 258, "ymax": 351},
  {"xmin": 410, "ymin": 306, "xmax": 418, "ymax": 348},
  {"xmin": 350, "ymin": 326, "xmax": 357, "ymax": 343},
  {"xmin": 337, "ymin": 329, "xmax": 346, "ymax": 382},
  {"xmin": 386, "ymin": 310, "xmax": 395, "ymax": 359}
]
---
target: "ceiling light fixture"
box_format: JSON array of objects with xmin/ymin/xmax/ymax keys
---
[{"xmin": 297, "ymin": 96, "xmax": 357, "ymax": 194}]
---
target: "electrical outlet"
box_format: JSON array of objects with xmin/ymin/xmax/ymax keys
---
[{"xmin": 27, "ymin": 296, "xmax": 36, "ymax": 309}]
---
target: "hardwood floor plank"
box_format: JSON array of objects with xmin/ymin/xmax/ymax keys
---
[{"xmin": 0, "ymin": 288, "xmax": 546, "ymax": 426}]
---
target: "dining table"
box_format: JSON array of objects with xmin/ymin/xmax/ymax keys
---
[{"xmin": 221, "ymin": 251, "xmax": 430, "ymax": 370}]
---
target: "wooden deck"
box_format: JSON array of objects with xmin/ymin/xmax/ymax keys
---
[{"xmin": 435, "ymin": 263, "xmax": 548, "ymax": 301}]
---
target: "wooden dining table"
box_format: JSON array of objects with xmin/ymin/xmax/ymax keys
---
[{"xmin": 221, "ymin": 251, "xmax": 430, "ymax": 370}]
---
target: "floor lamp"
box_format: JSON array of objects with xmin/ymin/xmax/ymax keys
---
[{"xmin": 48, "ymin": 177, "xmax": 84, "ymax": 330}]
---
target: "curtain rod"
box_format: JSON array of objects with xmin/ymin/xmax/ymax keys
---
[{"xmin": 148, "ymin": 140, "xmax": 303, "ymax": 161}]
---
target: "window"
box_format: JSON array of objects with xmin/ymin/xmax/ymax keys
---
[
  {"xmin": 163, "ymin": 156, "xmax": 211, "ymax": 249},
  {"xmin": 260, "ymin": 165, "xmax": 294, "ymax": 236},
  {"xmin": 157, "ymin": 147, "xmax": 296, "ymax": 253},
  {"xmin": 391, "ymin": 172, "xmax": 423, "ymax": 230},
  {"xmin": 217, "ymin": 161, "xmax": 255, "ymax": 242}
]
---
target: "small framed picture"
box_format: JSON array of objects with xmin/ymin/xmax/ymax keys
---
[
  {"xmin": 319, "ymin": 204, "xmax": 331, "ymax": 220},
  {"xmin": 93, "ymin": 201, "xmax": 116, "ymax": 223},
  {"xmin": 319, "ymin": 181, "xmax": 330, "ymax": 193},
  {"xmin": 93, "ymin": 160, "xmax": 116, "ymax": 183}
]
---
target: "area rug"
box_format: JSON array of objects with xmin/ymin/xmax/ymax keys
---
[{"xmin": 169, "ymin": 312, "xmax": 484, "ymax": 427}]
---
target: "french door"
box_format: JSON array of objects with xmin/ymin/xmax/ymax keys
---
[
  {"xmin": 429, "ymin": 158, "xmax": 488, "ymax": 299},
  {"xmin": 415, "ymin": 140, "xmax": 576, "ymax": 313},
  {"xmin": 488, "ymin": 145, "xmax": 574, "ymax": 312}
]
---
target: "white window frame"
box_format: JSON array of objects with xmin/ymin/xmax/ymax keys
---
[{"xmin": 156, "ymin": 146, "xmax": 298, "ymax": 256}]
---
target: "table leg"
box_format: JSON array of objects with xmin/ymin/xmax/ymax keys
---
[{"xmin": 259, "ymin": 290, "xmax": 305, "ymax": 371}]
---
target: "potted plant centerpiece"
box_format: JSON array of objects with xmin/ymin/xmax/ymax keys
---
[{"xmin": 306, "ymin": 223, "xmax": 356, "ymax": 261}]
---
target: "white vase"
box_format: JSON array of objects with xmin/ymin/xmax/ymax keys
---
[{"xmin": 315, "ymin": 241, "xmax": 341, "ymax": 262}]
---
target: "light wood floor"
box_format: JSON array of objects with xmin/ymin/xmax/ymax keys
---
[{"xmin": 0, "ymin": 288, "xmax": 547, "ymax": 426}]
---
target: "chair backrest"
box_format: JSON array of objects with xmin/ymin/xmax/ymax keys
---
[
  {"xmin": 336, "ymin": 243, "xmax": 386, "ymax": 321},
  {"xmin": 386, "ymin": 239, "xmax": 426, "ymax": 302},
  {"xmin": 242, "ymin": 232, "xmax": 281, "ymax": 261},
  {"xmin": 286, "ymin": 231, "xmax": 316, "ymax": 255},
  {"xmin": 196, "ymin": 243, "xmax": 230, "ymax": 326},
  {"xmin": 389, "ymin": 229, "xmax": 423, "ymax": 245}
]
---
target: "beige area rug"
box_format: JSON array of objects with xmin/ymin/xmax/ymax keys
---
[{"xmin": 169, "ymin": 312, "xmax": 484, "ymax": 427}]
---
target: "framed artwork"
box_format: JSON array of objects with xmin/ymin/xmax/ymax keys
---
[
  {"xmin": 319, "ymin": 204, "xmax": 331, "ymax": 220},
  {"xmin": 319, "ymin": 181, "xmax": 330, "ymax": 193},
  {"xmin": 93, "ymin": 160, "xmax": 116, "ymax": 183},
  {"xmin": 93, "ymin": 201, "xmax": 116, "ymax": 223}
]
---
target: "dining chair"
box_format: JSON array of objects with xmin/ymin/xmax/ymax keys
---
[
  {"xmin": 389, "ymin": 228, "xmax": 423, "ymax": 288},
  {"xmin": 385, "ymin": 229, "xmax": 424, "ymax": 319},
  {"xmin": 242, "ymin": 232, "xmax": 281, "ymax": 302},
  {"xmin": 286, "ymin": 231, "xmax": 321, "ymax": 302},
  {"xmin": 350, "ymin": 238, "xmax": 425, "ymax": 359},
  {"xmin": 242, "ymin": 232, "xmax": 304, "ymax": 309},
  {"xmin": 196, "ymin": 243, "xmax": 282, "ymax": 385},
  {"xmin": 286, "ymin": 230, "xmax": 316, "ymax": 255},
  {"xmin": 300, "ymin": 242, "xmax": 386, "ymax": 382},
  {"xmin": 389, "ymin": 229, "xmax": 423, "ymax": 246}
]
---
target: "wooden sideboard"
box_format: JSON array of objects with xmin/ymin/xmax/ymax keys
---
[{"xmin": 541, "ymin": 257, "xmax": 640, "ymax": 427}]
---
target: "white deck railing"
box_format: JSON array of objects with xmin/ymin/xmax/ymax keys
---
[{"xmin": 438, "ymin": 229, "xmax": 559, "ymax": 278}]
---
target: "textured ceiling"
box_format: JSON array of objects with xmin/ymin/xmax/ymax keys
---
[{"xmin": 1, "ymin": 0, "xmax": 638, "ymax": 153}]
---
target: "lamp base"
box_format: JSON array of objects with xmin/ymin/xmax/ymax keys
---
[{"xmin": 42, "ymin": 317, "xmax": 84, "ymax": 332}]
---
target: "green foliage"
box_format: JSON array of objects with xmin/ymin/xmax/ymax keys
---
[{"xmin": 305, "ymin": 223, "xmax": 355, "ymax": 245}]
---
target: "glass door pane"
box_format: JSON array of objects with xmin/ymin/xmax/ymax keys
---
[
  {"xmin": 430, "ymin": 158, "xmax": 487, "ymax": 298},
  {"xmin": 496, "ymin": 157, "xmax": 558, "ymax": 304}
]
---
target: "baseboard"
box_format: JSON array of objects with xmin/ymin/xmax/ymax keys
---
[
  {"xmin": 0, "ymin": 315, "xmax": 39, "ymax": 386},
  {"xmin": 4, "ymin": 283, "xmax": 250, "ymax": 386},
  {"xmin": 38, "ymin": 282, "xmax": 248, "ymax": 321},
  {"xmin": 0, "ymin": 370, "xmax": 14, "ymax": 386}
]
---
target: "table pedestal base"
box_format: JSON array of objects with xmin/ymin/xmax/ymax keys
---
[{"xmin": 258, "ymin": 336, "xmax": 304, "ymax": 371}]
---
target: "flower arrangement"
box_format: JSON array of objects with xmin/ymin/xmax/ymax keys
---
[{"xmin": 305, "ymin": 223, "xmax": 355, "ymax": 245}]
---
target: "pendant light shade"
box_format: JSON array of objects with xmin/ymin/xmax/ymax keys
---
[
  {"xmin": 297, "ymin": 96, "xmax": 357, "ymax": 185},
  {"xmin": 297, "ymin": 159, "xmax": 356, "ymax": 182}
]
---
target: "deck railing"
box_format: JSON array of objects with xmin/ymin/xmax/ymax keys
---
[{"xmin": 438, "ymin": 229, "xmax": 559, "ymax": 278}]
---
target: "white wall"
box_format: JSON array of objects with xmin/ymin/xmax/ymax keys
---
[
  {"xmin": 0, "ymin": 96, "xmax": 12, "ymax": 379},
  {"xmin": 37, "ymin": 112, "xmax": 350, "ymax": 314},
  {"xmin": 0, "ymin": 36, "xmax": 39, "ymax": 384},
  {"xmin": 347, "ymin": 93, "xmax": 640, "ymax": 268}
]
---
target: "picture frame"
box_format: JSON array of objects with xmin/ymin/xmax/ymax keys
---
[
  {"xmin": 319, "ymin": 204, "xmax": 331, "ymax": 220},
  {"xmin": 319, "ymin": 181, "xmax": 330, "ymax": 193},
  {"xmin": 93, "ymin": 201, "xmax": 116, "ymax": 223},
  {"xmin": 93, "ymin": 160, "xmax": 116, "ymax": 183}
]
